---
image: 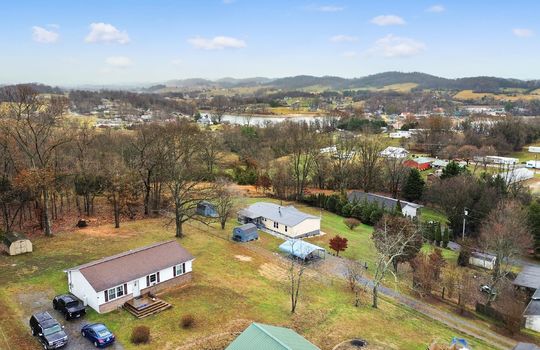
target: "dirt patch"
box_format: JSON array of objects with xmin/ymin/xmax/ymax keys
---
[
  {"xmin": 234, "ymin": 255, "xmax": 253, "ymax": 262},
  {"xmin": 173, "ymin": 319, "xmax": 252, "ymax": 350},
  {"xmin": 259, "ymin": 263, "xmax": 287, "ymax": 281},
  {"xmin": 74, "ymin": 225, "xmax": 137, "ymax": 237}
]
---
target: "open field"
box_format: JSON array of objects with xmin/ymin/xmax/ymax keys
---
[
  {"xmin": 454, "ymin": 89, "xmax": 540, "ymax": 101},
  {"xmin": 0, "ymin": 204, "xmax": 500, "ymax": 350}
]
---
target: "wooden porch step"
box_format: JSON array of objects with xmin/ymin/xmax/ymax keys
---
[{"xmin": 123, "ymin": 299, "xmax": 172, "ymax": 318}]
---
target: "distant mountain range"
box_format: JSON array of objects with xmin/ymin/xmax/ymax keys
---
[
  {"xmin": 4, "ymin": 72, "xmax": 540, "ymax": 93},
  {"xmin": 163, "ymin": 72, "xmax": 540, "ymax": 92}
]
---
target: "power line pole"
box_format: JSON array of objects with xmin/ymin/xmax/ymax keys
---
[{"xmin": 462, "ymin": 208, "xmax": 468, "ymax": 240}]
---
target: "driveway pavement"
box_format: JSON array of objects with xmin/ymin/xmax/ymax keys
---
[{"xmin": 18, "ymin": 290, "xmax": 124, "ymax": 350}]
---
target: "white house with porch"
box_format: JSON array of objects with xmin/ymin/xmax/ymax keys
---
[{"xmin": 65, "ymin": 240, "xmax": 194, "ymax": 314}]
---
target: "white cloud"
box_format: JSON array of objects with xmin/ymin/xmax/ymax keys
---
[
  {"xmin": 171, "ymin": 58, "xmax": 183, "ymax": 65},
  {"xmin": 32, "ymin": 26, "xmax": 59, "ymax": 43},
  {"xmin": 313, "ymin": 5, "xmax": 344, "ymax": 12},
  {"xmin": 426, "ymin": 5, "xmax": 445, "ymax": 13},
  {"xmin": 370, "ymin": 15, "xmax": 406, "ymax": 26},
  {"xmin": 368, "ymin": 34, "xmax": 426, "ymax": 58},
  {"xmin": 342, "ymin": 51, "xmax": 358, "ymax": 59},
  {"xmin": 188, "ymin": 36, "xmax": 246, "ymax": 50},
  {"xmin": 330, "ymin": 34, "xmax": 358, "ymax": 43},
  {"xmin": 513, "ymin": 28, "xmax": 534, "ymax": 38},
  {"xmin": 85, "ymin": 23, "xmax": 130, "ymax": 44},
  {"xmin": 105, "ymin": 56, "xmax": 133, "ymax": 68}
]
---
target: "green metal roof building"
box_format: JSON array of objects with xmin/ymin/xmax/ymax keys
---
[{"xmin": 226, "ymin": 323, "xmax": 320, "ymax": 350}]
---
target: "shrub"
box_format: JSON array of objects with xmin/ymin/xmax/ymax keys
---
[
  {"xmin": 131, "ymin": 326, "xmax": 150, "ymax": 344},
  {"xmin": 341, "ymin": 203, "xmax": 354, "ymax": 217},
  {"xmin": 180, "ymin": 314, "xmax": 195, "ymax": 329},
  {"xmin": 344, "ymin": 218, "xmax": 361, "ymax": 230}
]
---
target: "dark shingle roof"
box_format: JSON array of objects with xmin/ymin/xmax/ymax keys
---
[
  {"xmin": 347, "ymin": 191, "xmax": 422, "ymax": 210},
  {"xmin": 240, "ymin": 203, "xmax": 318, "ymax": 227},
  {"xmin": 524, "ymin": 299, "xmax": 540, "ymax": 316},
  {"xmin": 67, "ymin": 241, "xmax": 194, "ymax": 292},
  {"xmin": 2, "ymin": 231, "xmax": 29, "ymax": 245},
  {"xmin": 513, "ymin": 265, "xmax": 540, "ymax": 289}
]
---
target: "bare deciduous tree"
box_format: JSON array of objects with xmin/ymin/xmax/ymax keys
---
[
  {"xmin": 356, "ymin": 136, "xmax": 383, "ymax": 192},
  {"xmin": 213, "ymin": 178, "xmax": 237, "ymax": 230},
  {"xmin": 345, "ymin": 260, "xmax": 366, "ymax": 307},
  {"xmin": 287, "ymin": 240, "xmax": 307, "ymax": 314},
  {"xmin": 479, "ymin": 200, "xmax": 533, "ymax": 305},
  {"xmin": 371, "ymin": 215, "xmax": 421, "ymax": 308}
]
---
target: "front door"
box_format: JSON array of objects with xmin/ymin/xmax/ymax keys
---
[{"xmin": 132, "ymin": 280, "xmax": 140, "ymax": 297}]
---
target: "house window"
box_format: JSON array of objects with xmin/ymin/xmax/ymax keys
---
[
  {"xmin": 285, "ymin": 226, "xmax": 288, "ymax": 232},
  {"xmin": 273, "ymin": 222, "xmax": 279, "ymax": 229},
  {"xmin": 149, "ymin": 273, "xmax": 157, "ymax": 285},
  {"xmin": 174, "ymin": 263, "xmax": 186, "ymax": 277},
  {"xmin": 106, "ymin": 284, "xmax": 126, "ymax": 302}
]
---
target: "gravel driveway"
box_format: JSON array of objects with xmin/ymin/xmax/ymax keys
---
[{"xmin": 18, "ymin": 290, "xmax": 124, "ymax": 350}]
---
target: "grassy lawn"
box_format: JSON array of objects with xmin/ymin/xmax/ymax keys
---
[
  {"xmin": 420, "ymin": 207, "xmax": 449, "ymax": 224},
  {"xmin": 0, "ymin": 203, "xmax": 500, "ymax": 350}
]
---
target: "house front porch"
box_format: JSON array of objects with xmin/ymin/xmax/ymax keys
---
[{"xmin": 123, "ymin": 293, "xmax": 172, "ymax": 318}]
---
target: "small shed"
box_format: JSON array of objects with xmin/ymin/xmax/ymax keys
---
[
  {"xmin": 524, "ymin": 294, "xmax": 540, "ymax": 333},
  {"xmin": 226, "ymin": 322, "xmax": 320, "ymax": 350},
  {"xmin": 232, "ymin": 223, "xmax": 259, "ymax": 242},
  {"xmin": 279, "ymin": 239, "xmax": 325, "ymax": 261},
  {"xmin": 469, "ymin": 251, "xmax": 496, "ymax": 270},
  {"xmin": 196, "ymin": 201, "xmax": 218, "ymax": 218},
  {"xmin": 1, "ymin": 232, "xmax": 33, "ymax": 256}
]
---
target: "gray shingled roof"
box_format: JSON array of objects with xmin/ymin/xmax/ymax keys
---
[
  {"xmin": 524, "ymin": 299, "xmax": 540, "ymax": 316},
  {"xmin": 347, "ymin": 191, "xmax": 423, "ymax": 210},
  {"xmin": 67, "ymin": 241, "xmax": 194, "ymax": 292},
  {"xmin": 241, "ymin": 203, "xmax": 318, "ymax": 227},
  {"xmin": 513, "ymin": 265, "xmax": 540, "ymax": 289}
]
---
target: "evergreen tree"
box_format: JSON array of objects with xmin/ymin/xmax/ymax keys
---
[
  {"xmin": 402, "ymin": 168, "xmax": 425, "ymax": 202},
  {"xmin": 395, "ymin": 199, "xmax": 403, "ymax": 216},
  {"xmin": 442, "ymin": 226, "xmax": 450, "ymax": 248},
  {"xmin": 528, "ymin": 200, "xmax": 540, "ymax": 257},
  {"xmin": 441, "ymin": 161, "xmax": 466, "ymax": 179},
  {"xmin": 435, "ymin": 222, "xmax": 442, "ymax": 245}
]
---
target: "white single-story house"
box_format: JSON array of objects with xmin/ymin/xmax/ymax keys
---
[
  {"xmin": 347, "ymin": 191, "xmax": 423, "ymax": 218},
  {"xmin": 524, "ymin": 289, "xmax": 540, "ymax": 333},
  {"xmin": 474, "ymin": 155, "xmax": 519, "ymax": 165},
  {"xmin": 237, "ymin": 202, "xmax": 321, "ymax": 239},
  {"xmin": 389, "ymin": 130, "xmax": 411, "ymax": 139},
  {"xmin": 380, "ymin": 146, "xmax": 409, "ymax": 159},
  {"xmin": 65, "ymin": 240, "xmax": 194, "ymax": 313},
  {"xmin": 495, "ymin": 168, "xmax": 534, "ymax": 185},
  {"xmin": 468, "ymin": 251, "xmax": 496, "ymax": 270}
]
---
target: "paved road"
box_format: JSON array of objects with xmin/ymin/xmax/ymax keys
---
[{"xmin": 322, "ymin": 254, "xmax": 517, "ymax": 350}]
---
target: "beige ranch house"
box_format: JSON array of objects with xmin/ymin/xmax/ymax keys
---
[
  {"xmin": 65, "ymin": 240, "xmax": 194, "ymax": 313},
  {"xmin": 238, "ymin": 202, "xmax": 321, "ymax": 239}
]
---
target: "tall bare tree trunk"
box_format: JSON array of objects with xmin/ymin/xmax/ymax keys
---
[{"xmin": 42, "ymin": 190, "xmax": 53, "ymax": 236}]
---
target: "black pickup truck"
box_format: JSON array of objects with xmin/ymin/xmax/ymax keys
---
[
  {"xmin": 52, "ymin": 294, "xmax": 86, "ymax": 320},
  {"xmin": 29, "ymin": 311, "xmax": 68, "ymax": 349}
]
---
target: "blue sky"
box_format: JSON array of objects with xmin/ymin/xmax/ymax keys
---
[{"xmin": 1, "ymin": 0, "xmax": 539, "ymax": 85}]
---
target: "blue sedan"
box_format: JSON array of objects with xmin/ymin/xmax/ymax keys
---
[{"xmin": 81, "ymin": 323, "xmax": 115, "ymax": 348}]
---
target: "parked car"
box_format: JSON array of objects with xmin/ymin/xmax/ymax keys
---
[
  {"xmin": 29, "ymin": 311, "xmax": 68, "ymax": 349},
  {"xmin": 81, "ymin": 323, "xmax": 116, "ymax": 348},
  {"xmin": 480, "ymin": 285, "xmax": 496, "ymax": 296},
  {"xmin": 53, "ymin": 294, "xmax": 86, "ymax": 320}
]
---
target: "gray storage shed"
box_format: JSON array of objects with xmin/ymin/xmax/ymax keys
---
[
  {"xmin": 1, "ymin": 232, "xmax": 33, "ymax": 256},
  {"xmin": 232, "ymin": 223, "xmax": 259, "ymax": 242}
]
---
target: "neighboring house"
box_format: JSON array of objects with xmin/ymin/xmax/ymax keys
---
[
  {"xmin": 232, "ymin": 223, "xmax": 259, "ymax": 242},
  {"xmin": 468, "ymin": 251, "xmax": 496, "ymax": 270},
  {"xmin": 495, "ymin": 168, "xmax": 534, "ymax": 185},
  {"xmin": 1, "ymin": 232, "xmax": 32, "ymax": 256},
  {"xmin": 389, "ymin": 130, "xmax": 411, "ymax": 139},
  {"xmin": 524, "ymin": 289, "xmax": 540, "ymax": 332},
  {"xmin": 279, "ymin": 239, "xmax": 325, "ymax": 261},
  {"xmin": 237, "ymin": 202, "xmax": 321, "ymax": 239},
  {"xmin": 404, "ymin": 157, "xmax": 434, "ymax": 171},
  {"xmin": 196, "ymin": 201, "xmax": 218, "ymax": 218},
  {"xmin": 474, "ymin": 155, "xmax": 519, "ymax": 165},
  {"xmin": 226, "ymin": 323, "xmax": 320, "ymax": 350},
  {"xmin": 514, "ymin": 343, "xmax": 540, "ymax": 350},
  {"xmin": 380, "ymin": 146, "xmax": 409, "ymax": 159},
  {"xmin": 526, "ymin": 160, "xmax": 540, "ymax": 169},
  {"xmin": 65, "ymin": 241, "xmax": 194, "ymax": 313},
  {"xmin": 431, "ymin": 159, "xmax": 449, "ymax": 168},
  {"xmin": 347, "ymin": 191, "xmax": 423, "ymax": 218}
]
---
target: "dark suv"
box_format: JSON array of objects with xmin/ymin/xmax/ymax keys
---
[
  {"xmin": 53, "ymin": 294, "xmax": 86, "ymax": 320},
  {"xmin": 29, "ymin": 311, "xmax": 68, "ymax": 349}
]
